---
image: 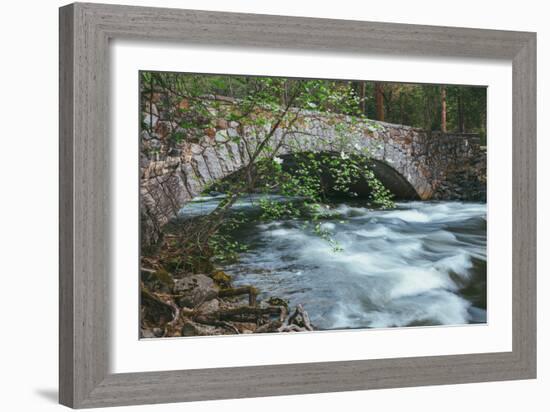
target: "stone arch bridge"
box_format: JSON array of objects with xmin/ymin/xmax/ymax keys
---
[{"xmin": 141, "ymin": 111, "xmax": 486, "ymax": 245}]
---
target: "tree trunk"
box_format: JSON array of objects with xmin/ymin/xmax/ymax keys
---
[
  {"xmin": 375, "ymin": 82, "xmax": 384, "ymax": 121},
  {"xmin": 458, "ymin": 90, "xmax": 465, "ymax": 133},
  {"xmin": 399, "ymin": 93, "xmax": 404, "ymax": 125},
  {"xmin": 423, "ymin": 90, "xmax": 433, "ymax": 132},
  {"xmin": 441, "ymin": 85, "xmax": 447, "ymax": 133},
  {"xmin": 359, "ymin": 81, "xmax": 366, "ymax": 115}
]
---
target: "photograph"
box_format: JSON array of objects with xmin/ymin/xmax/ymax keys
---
[{"xmin": 139, "ymin": 72, "xmax": 487, "ymax": 338}]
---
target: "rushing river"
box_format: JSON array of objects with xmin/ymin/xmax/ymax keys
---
[{"xmin": 179, "ymin": 195, "xmax": 487, "ymax": 330}]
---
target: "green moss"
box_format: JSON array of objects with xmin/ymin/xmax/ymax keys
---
[
  {"xmin": 155, "ymin": 268, "xmax": 175, "ymax": 289},
  {"xmin": 211, "ymin": 270, "xmax": 232, "ymax": 287},
  {"xmin": 141, "ymin": 267, "xmax": 175, "ymax": 294},
  {"xmin": 266, "ymin": 296, "xmax": 289, "ymax": 311}
]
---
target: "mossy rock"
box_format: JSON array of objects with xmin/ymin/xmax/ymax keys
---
[
  {"xmin": 266, "ymin": 296, "xmax": 289, "ymax": 311},
  {"xmin": 156, "ymin": 268, "xmax": 175, "ymax": 288},
  {"xmin": 174, "ymin": 275, "xmax": 218, "ymax": 308},
  {"xmin": 211, "ymin": 270, "xmax": 232, "ymax": 287},
  {"xmin": 141, "ymin": 267, "xmax": 175, "ymax": 293}
]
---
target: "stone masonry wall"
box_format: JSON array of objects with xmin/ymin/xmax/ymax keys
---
[{"xmin": 427, "ymin": 132, "xmax": 487, "ymax": 201}]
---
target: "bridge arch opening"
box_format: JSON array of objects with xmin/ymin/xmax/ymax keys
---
[
  {"xmin": 209, "ymin": 152, "xmax": 420, "ymax": 202},
  {"xmin": 277, "ymin": 153, "xmax": 420, "ymax": 201},
  {"xmin": 365, "ymin": 159, "xmax": 420, "ymax": 200}
]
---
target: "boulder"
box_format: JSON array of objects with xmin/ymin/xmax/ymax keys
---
[
  {"xmin": 266, "ymin": 296, "xmax": 289, "ymax": 312},
  {"xmin": 196, "ymin": 298, "xmax": 220, "ymax": 314},
  {"xmin": 211, "ymin": 270, "xmax": 232, "ymax": 288},
  {"xmin": 140, "ymin": 267, "xmax": 174, "ymax": 294},
  {"xmin": 174, "ymin": 274, "xmax": 218, "ymax": 308}
]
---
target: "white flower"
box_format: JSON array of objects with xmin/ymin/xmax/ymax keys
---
[
  {"xmin": 340, "ymin": 151, "xmax": 349, "ymax": 160},
  {"xmin": 354, "ymin": 143, "xmax": 361, "ymax": 151},
  {"xmin": 273, "ymin": 156, "xmax": 284, "ymax": 165}
]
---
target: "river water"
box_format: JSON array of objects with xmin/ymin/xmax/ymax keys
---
[{"xmin": 179, "ymin": 196, "xmax": 487, "ymax": 330}]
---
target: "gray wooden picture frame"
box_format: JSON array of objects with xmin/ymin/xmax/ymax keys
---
[{"xmin": 59, "ymin": 2, "xmax": 537, "ymax": 408}]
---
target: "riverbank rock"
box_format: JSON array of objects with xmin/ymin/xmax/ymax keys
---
[
  {"xmin": 278, "ymin": 304, "xmax": 314, "ymax": 332},
  {"xmin": 174, "ymin": 274, "xmax": 218, "ymax": 308},
  {"xmin": 211, "ymin": 270, "xmax": 232, "ymax": 288},
  {"xmin": 141, "ymin": 267, "xmax": 174, "ymax": 294},
  {"xmin": 196, "ymin": 298, "xmax": 220, "ymax": 314},
  {"xmin": 266, "ymin": 297, "xmax": 289, "ymax": 312},
  {"xmin": 181, "ymin": 320, "xmax": 223, "ymax": 336}
]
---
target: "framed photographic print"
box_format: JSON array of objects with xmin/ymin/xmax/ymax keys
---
[
  {"xmin": 59, "ymin": 2, "xmax": 536, "ymax": 408},
  {"xmin": 138, "ymin": 72, "xmax": 489, "ymax": 337}
]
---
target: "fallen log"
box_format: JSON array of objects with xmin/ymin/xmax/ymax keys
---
[
  {"xmin": 193, "ymin": 317, "xmax": 240, "ymax": 335},
  {"xmin": 195, "ymin": 305, "xmax": 285, "ymax": 324},
  {"xmin": 218, "ymin": 286, "xmax": 258, "ymax": 306},
  {"xmin": 254, "ymin": 320, "xmax": 284, "ymax": 333}
]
